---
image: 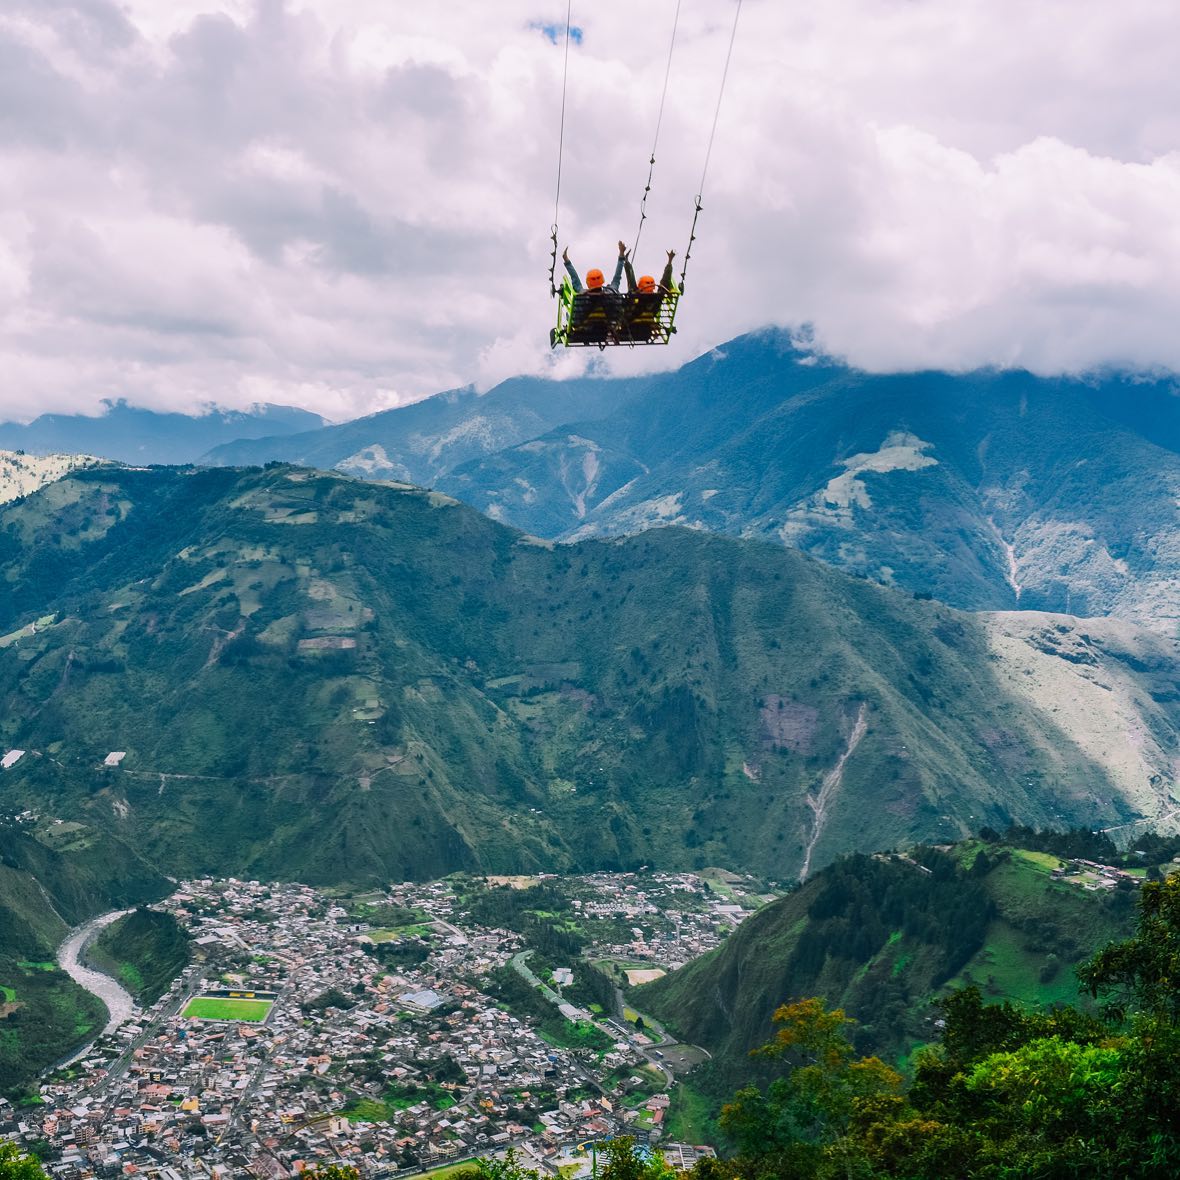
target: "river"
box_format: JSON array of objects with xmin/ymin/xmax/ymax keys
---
[{"xmin": 56, "ymin": 909, "xmax": 139, "ymax": 1058}]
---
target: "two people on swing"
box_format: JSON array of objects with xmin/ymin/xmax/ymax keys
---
[{"xmin": 562, "ymin": 240, "xmax": 677, "ymax": 342}]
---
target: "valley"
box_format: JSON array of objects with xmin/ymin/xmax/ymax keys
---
[
  {"xmin": 10, "ymin": 870, "xmax": 755, "ymax": 1176},
  {"xmin": 1, "ymin": 831, "xmax": 1155, "ymax": 1177}
]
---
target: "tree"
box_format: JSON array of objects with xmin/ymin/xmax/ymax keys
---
[
  {"xmin": 0, "ymin": 1147, "xmax": 48, "ymax": 1180},
  {"xmin": 598, "ymin": 1137, "xmax": 677, "ymax": 1180},
  {"xmin": 717, "ymin": 999, "xmax": 900, "ymax": 1178},
  {"xmin": 1078, "ymin": 873, "xmax": 1180, "ymax": 1022},
  {"xmin": 454, "ymin": 1149, "xmax": 541, "ymax": 1180}
]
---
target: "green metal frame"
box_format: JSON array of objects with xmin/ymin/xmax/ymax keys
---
[{"xmin": 552, "ymin": 278, "xmax": 680, "ymax": 349}]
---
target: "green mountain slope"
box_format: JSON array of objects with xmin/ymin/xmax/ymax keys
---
[
  {"xmin": 88, "ymin": 908, "xmax": 190, "ymax": 1005},
  {"xmin": 0, "ymin": 465, "xmax": 1152, "ymax": 884},
  {"xmin": 639, "ymin": 839, "xmax": 1134, "ymax": 1073},
  {"xmin": 0, "ymin": 818, "xmax": 169, "ymax": 1094}
]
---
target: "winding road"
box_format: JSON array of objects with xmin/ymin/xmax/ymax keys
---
[{"xmin": 56, "ymin": 909, "xmax": 139, "ymax": 1058}]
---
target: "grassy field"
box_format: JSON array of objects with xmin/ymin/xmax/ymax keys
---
[
  {"xmin": 182, "ymin": 996, "xmax": 273, "ymax": 1022},
  {"xmin": 1011, "ymin": 848, "xmax": 1065, "ymax": 872},
  {"xmin": 663, "ymin": 1081, "xmax": 717, "ymax": 1144},
  {"xmin": 369, "ymin": 922, "xmax": 434, "ymax": 942}
]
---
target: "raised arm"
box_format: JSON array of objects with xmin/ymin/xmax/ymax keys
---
[
  {"xmin": 660, "ymin": 248, "xmax": 677, "ymax": 292},
  {"xmin": 562, "ymin": 246, "xmax": 583, "ymax": 293},
  {"xmin": 611, "ymin": 241, "xmax": 627, "ymax": 291}
]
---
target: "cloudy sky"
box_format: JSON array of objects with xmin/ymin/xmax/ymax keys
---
[{"xmin": 3, "ymin": 0, "xmax": 1180, "ymax": 421}]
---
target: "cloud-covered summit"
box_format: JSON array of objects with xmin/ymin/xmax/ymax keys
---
[{"xmin": 3, "ymin": 0, "xmax": 1180, "ymax": 421}]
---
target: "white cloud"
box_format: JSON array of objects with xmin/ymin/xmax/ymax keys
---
[{"xmin": 2, "ymin": 0, "xmax": 1180, "ymax": 421}]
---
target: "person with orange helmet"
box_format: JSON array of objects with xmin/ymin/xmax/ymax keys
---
[
  {"xmin": 620, "ymin": 248, "xmax": 678, "ymax": 343},
  {"xmin": 624, "ymin": 248, "xmax": 677, "ymax": 296},
  {"xmin": 562, "ymin": 241, "xmax": 628, "ymax": 294}
]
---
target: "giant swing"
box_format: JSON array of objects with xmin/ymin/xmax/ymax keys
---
[{"xmin": 546, "ymin": 1, "xmax": 743, "ymax": 350}]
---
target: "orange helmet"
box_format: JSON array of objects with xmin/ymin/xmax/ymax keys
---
[
  {"xmin": 637, "ymin": 275, "xmax": 656, "ymax": 293},
  {"xmin": 586, "ymin": 268, "xmax": 605, "ymax": 289}
]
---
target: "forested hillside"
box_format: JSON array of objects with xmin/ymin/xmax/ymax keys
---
[
  {"xmin": 641, "ymin": 836, "xmax": 1138, "ymax": 1071},
  {"xmin": 677, "ymin": 874, "xmax": 1180, "ymax": 1178},
  {"xmin": 87, "ymin": 907, "xmax": 190, "ymax": 1005},
  {"xmin": 0, "ymin": 465, "xmax": 1147, "ymax": 884}
]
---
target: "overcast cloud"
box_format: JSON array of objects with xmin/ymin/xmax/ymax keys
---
[{"xmin": 2, "ymin": 0, "xmax": 1180, "ymax": 420}]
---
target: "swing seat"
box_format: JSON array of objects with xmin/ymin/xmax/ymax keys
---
[
  {"xmin": 617, "ymin": 287, "xmax": 679, "ymax": 346},
  {"xmin": 551, "ymin": 279, "xmax": 679, "ymax": 348}
]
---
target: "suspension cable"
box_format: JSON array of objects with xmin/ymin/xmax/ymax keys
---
[
  {"xmin": 549, "ymin": 0, "xmax": 574, "ymax": 297},
  {"xmin": 679, "ymin": 0, "xmax": 742, "ymax": 294},
  {"xmin": 631, "ymin": 0, "xmax": 682, "ymax": 264}
]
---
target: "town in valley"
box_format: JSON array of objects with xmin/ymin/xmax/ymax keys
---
[{"xmin": 2, "ymin": 870, "xmax": 779, "ymax": 1179}]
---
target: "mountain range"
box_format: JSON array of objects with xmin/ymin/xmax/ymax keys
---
[
  {"xmin": 202, "ymin": 376, "xmax": 645, "ymax": 484},
  {"xmin": 201, "ymin": 332, "xmax": 1180, "ymax": 633},
  {"xmin": 16, "ymin": 333, "xmax": 1180, "ymax": 638},
  {"xmin": 0, "ymin": 463, "xmax": 1177, "ymax": 889},
  {"xmin": 0, "ymin": 401, "xmax": 324, "ymax": 466}
]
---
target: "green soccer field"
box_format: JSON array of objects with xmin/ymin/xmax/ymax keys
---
[{"xmin": 182, "ymin": 996, "xmax": 274, "ymax": 1022}]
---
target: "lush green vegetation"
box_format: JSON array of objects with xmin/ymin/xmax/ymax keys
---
[
  {"xmin": 0, "ymin": 1142, "xmax": 49, "ymax": 1180},
  {"xmin": 641, "ymin": 839, "xmax": 1131, "ymax": 1076},
  {"xmin": 480, "ymin": 966, "xmax": 612, "ymax": 1054},
  {"xmin": 0, "ymin": 961, "xmax": 105, "ymax": 1097},
  {"xmin": 453, "ymin": 876, "xmax": 1180, "ymax": 1177},
  {"xmin": 87, "ymin": 907, "xmax": 190, "ymax": 1003},
  {"xmin": 690, "ymin": 875, "xmax": 1180, "ymax": 1177},
  {"xmin": 451, "ymin": 1140, "xmax": 676, "ymax": 1180},
  {"xmin": 341, "ymin": 1079, "xmax": 456, "ymax": 1121},
  {"xmin": 463, "ymin": 882, "xmax": 586, "ymax": 960}
]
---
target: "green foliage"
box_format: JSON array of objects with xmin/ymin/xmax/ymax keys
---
[
  {"xmin": 303, "ymin": 987, "xmax": 356, "ymax": 1014},
  {"xmin": 725, "ymin": 1000, "xmax": 900, "ymax": 1151},
  {"xmin": 0, "ymin": 1143, "xmax": 48, "ymax": 1180},
  {"xmin": 300, "ymin": 1166, "xmax": 360, "ymax": 1180},
  {"xmin": 0, "ymin": 825, "xmax": 168, "ymax": 1095},
  {"xmin": 643, "ymin": 840, "xmax": 1122, "ymax": 1077},
  {"xmin": 563, "ymin": 959, "xmax": 615, "ymax": 1013},
  {"xmin": 480, "ymin": 967, "xmax": 611, "ymax": 1053},
  {"xmin": 1078, "ymin": 873, "xmax": 1180, "ymax": 1022},
  {"xmin": 88, "ymin": 907, "xmax": 190, "ymax": 1003},
  {"xmin": 456, "ymin": 1148, "xmax": 540, "ymax": 1180},
  {"xmin": 0, "ymin": 959, "xmax": 106, "ymax": 1095},
  {"xmin": 599, "ymin": 1137, "xmax": 679, "ymax": 1180},
  {"xmin": 465, "ymin": 884, "xmax": 585, "ymax": 958},
  {"xmin": 697, "ymin": 869, "xmax": 1180, "ymax": 1178}
]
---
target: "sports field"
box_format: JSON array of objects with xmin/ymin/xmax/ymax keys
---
[{"xmin": 182, "ymin": 996, "xmax": 274, "ymax": 1022}]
